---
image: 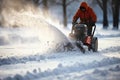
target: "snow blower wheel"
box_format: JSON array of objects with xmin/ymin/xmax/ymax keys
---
[{"xmin": 91, "ymin": 37, "xmax": 98, "ymax": 52}]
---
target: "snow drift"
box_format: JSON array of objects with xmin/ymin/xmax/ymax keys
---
[{"xmin": 2, "ymin": 57, "xmax": 120, "ymax": 80}]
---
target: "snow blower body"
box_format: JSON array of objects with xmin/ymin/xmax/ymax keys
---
[{"xmin": 69, "ymin": 23, "xmax": 98, "ymax": 53}]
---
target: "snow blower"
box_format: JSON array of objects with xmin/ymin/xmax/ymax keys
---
[{"xmin": 69, "ymin": 23, "xmax": 98, "ymax": 53}]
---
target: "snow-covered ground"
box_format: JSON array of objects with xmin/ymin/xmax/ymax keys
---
[
  {"xmin": 0, "ymin": 22, "xmax": 120, "ymax": 80},
  {"xmin": 0, "ymin": 0, "xmax": 120, "ymax": 80}
]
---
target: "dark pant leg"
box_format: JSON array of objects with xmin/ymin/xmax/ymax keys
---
[{"xmin": 87, "ymin": 26, "xmax": 92, "ymax": 36}]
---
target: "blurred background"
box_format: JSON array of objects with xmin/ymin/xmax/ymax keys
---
[{"xmin": 0, "ymin": 0, "xmax": 120, "ymax": 29}]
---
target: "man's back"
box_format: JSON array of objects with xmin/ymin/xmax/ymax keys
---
[{"xmin": 73, "ymin": 2, "xmax": 97, "ymax": 24}]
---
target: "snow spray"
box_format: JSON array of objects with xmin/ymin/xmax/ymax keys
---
[{"xmin": 0, "ymin": 0, "xmax": 70, "ymax": 53}]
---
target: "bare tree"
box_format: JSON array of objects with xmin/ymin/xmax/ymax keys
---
[
  {"xmin": 0, "ymin": 0, "xmax": 4, "ymax": 26},
  {"xmin": 32, "ymin": 0, "xmax": 48, "ymax": 16},
  {"xmin": 111, "ymin": 0, "xmax": 119, "ymax": 29},
  {"xmin": 63, "ymin": 0, "xmax": 67, "ymax": 27},
  {"xmin": 56, "ymin": 0, "xmax": 78, "ymax": 27},
  {"xmin": 42, "ymin": 0, "xmax": 48, "ymax": 16},
  {"xmin": 33, "ymin": 0, "xmax": 39, "ymax": 5},
  {"xmin": 96, "ymin": 0, "xmax": 109, "ymax": 29},
  {"xmin": 32, "ymin": 0, "xmax": 80, "ymax": 27}
]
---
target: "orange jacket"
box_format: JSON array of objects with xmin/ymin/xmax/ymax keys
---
[{"xmin": 73, "ymin": 2, "xmax": 97, "ymax": 23}]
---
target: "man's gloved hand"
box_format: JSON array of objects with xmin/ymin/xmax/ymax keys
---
[
  {"xmin": 89, "ymin": 22, "xmax": 95, "ymax": 26},
  {"xmin": 72, "ymin": 21, "xmax": 76, "ymax": 26}
]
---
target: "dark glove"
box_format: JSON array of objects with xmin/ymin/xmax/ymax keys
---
[
  {"xmin": 72, "ymin": 19, "xmax": 77, "ymax": 26},
  {"xmin": 89, "ymin": 22, "xmax": 95, "ymax": 26},
  {"xmin": 72, "ymin": 21, "xmax": 76, "ymax": 26}
]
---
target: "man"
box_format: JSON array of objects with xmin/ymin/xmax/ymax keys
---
[{"xmin": 71, "ymin": 2, "xmax": 97, "ymax": 36}]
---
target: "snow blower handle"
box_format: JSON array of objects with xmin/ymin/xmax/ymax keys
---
[
  {"xmin": 71, "ymin": 22, "xmax": 79, "ymax": 34},
  {"xmin": 91, "ymin": 25, "xmax": 96, "ymax": 37}
]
